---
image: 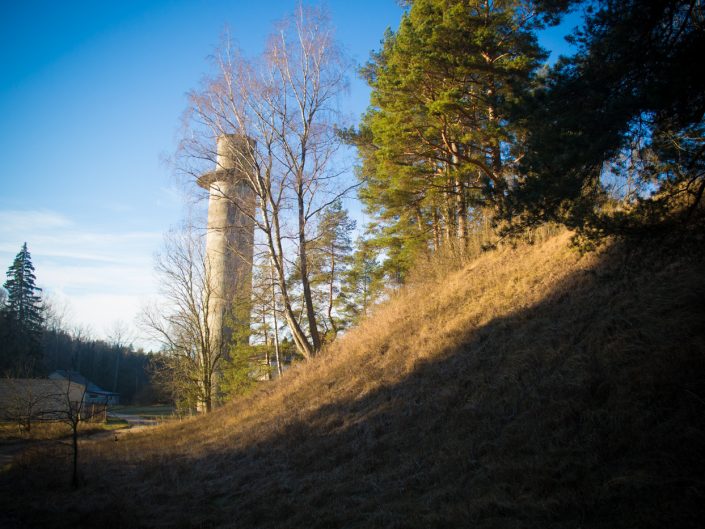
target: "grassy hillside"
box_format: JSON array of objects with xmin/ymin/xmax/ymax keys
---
[{"xmin": 2, "ymin": 230, "xmax": 704, "ymax": 528}]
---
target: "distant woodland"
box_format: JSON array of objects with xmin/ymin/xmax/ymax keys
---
[{"xmin": 0, "ymin": 243, "xmax": 158, "ymax": 404}]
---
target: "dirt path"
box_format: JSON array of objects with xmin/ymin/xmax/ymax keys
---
[{"xmin": 109, "ymin": 413, "xmax": 159, "ymax": 427}]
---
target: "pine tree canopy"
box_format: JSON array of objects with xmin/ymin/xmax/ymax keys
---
[
  {"xmin": 1, "ymin": 243, "xmax": 44, "ymax": 376},
  {"xmin": 348, "ymin": 0, "xmax": 573, "ymax": 281},
  {"xmin": 505, "ymin": 0, "xmax": 705, "ymax": 241}
]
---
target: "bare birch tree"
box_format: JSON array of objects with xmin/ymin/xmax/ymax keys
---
[
  {"xmin": 140, "ymin": 226, "xmax": 221, "ymax": 413},
  {"xmin": 180, "ymin": 4, "xmax": 351, "ymax": 359}
]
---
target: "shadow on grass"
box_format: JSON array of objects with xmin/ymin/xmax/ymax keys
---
[{"xmin": 2, "ymin": 238, "xmax": 705, "ymax": 529}]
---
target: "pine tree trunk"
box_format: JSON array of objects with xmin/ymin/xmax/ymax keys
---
[
  {"xmin": 486, "ymin": 79, "xmax": 504, "ymax": 199},
  {"xmin": 433, "ymin": 208, "xmax": 441, "ymax": 251},
  {"xmin": 451, "ymin": 142, "xmax": 468, "ymax": 242},
  {"xmin": 445, "ymin": 174, "xmax": 455, "ymax": 242},
  {"xmin": 327, "ymin": 249, "xmax": 338, "ymax": 337}
]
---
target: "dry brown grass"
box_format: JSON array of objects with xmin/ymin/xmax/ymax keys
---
[
  {"xmin": 0, "ymin": 419, "xmax": 124, "ymax": 442},
  {"xmin": 0, "ymin": 421, "xmax": 71, "ymax": 441},
  {"xmin": 1, "ymin": 228, "xmax": 704, "ymax": 528}
]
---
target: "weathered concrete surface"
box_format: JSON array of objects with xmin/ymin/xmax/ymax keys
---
[{"xmin": 198, "ymin": 134, "xmax": 256, "ymax": 354}]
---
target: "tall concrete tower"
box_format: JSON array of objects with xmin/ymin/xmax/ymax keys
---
[{"xmin": 197, "ymin": 134, "xmax": 256, "ymax": 353}]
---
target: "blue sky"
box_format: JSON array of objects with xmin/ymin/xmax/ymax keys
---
[{"xmin": 0, "ymin": 1, "xmax": 580, "ymax": 348}]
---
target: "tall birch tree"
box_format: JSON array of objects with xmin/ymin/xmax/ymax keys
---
[{"xmin": 180, "ymin": 5, "xmax": 351, "ymax": 359}]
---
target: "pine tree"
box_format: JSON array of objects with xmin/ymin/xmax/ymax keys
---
[
  {"xmin": 310, "ymin": 201, "xmax": 357, "ymax": 339},
  {"xmin": 2, "ymin": 242, "xmax": 44, "ymax": 375},
  {"xmin": 340, "ymin": 236, "xmax": 383, "ymax": 323},
  {"xmin": 285, "ymin": 202, "xmax": 357, "ymax": 342},
  {"xmin": 506, "ymin": 0, "xmax": 705, "ymax": 241},
  {"xmin": 349, "ymin": 0, "xmax": 566, "ymax": 280},
  {"xmin": 4, "ymin": 243, "xmax": 43, "ymax": 328}
]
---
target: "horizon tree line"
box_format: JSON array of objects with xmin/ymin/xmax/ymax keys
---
[{"xmin": 0, "ymin": 242, "xmax": 159, "ymax": 404}]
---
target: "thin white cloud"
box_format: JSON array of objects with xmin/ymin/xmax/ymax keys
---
[
  {"xmin": 0, "ymin": 208, "xmax": 163, "ymax": 350},
  {"xmin": 41, "ymin": 264, "xmax": 154, "ymax": 294},
  {"xmin": 0, "ymin": 220, "xmax": 161, "ymax": 266},
  {"xmin": 0, "ymin": 209, "xmax": 73, "ymax": 232}
]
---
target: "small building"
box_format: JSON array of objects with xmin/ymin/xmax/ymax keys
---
[
  {"xmin": 0, "ymin": 378, "xmax": 86, "ymax": 423},
  {"xmin": 49, "ymin": 370, "xmax": 120, "ymax": 405}
]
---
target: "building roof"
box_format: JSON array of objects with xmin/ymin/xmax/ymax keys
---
[
  {"xmin": 0, "ymin": 379, "xmax": 86, "ymax": 419},
  {"xmin": 49, "ymin": 370, "xmax": 119, "ymax": 396}
]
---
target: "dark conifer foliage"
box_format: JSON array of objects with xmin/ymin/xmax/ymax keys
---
[
  {"xmin": 41, "ymin": 328, "xmax": 157, "ymax": 404},
  {"xmin": 3, "ymin": 243, "xmax": 43, "ymax": 330},
  {"xmin": 1, "ymin": 242, "xmax": 44, "ymax": 375},
  {"xmin": 506, "ymin": 0, "xmax": 705, "ymax": 241}
]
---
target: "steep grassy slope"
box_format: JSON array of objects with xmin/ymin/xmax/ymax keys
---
[{"xmin": 2, "ymin": 231, "xmax": 704, "ymax": 528}]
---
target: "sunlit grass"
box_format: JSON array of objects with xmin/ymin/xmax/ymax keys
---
[{"xmin": 0, "ymin": 418, "xmax": 130, "ymax": 441}]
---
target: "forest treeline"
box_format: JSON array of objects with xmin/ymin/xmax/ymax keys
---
[{"xmin": 0, "ymin": 243, "xmax": 158, "ymax": 404}]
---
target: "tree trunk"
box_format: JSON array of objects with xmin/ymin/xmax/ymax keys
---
[
  {"xmin": 261, "ymin": 192, "xmax": 314, "ymax": 359},
  {"xmin": 451, "ymin": 142, "xmax": 468, "ymax": 242},
  {"xmin": 71, "ymin": 425, "xmax": 79, "ymax": 489},
  {"xmin": 486, "ymin": 80, "xmax": 504, "ymax": 199},
  {"xmin": 297, "ymin": 186, "xmax": 322, "ymax": 354},
  {"xmin": 200, "ymin": 365, "xmax": 212, "ymax": 413},
  {"xmin": 433, "ymin": 208, "xmax": 441, "ymax": 251},
  {"xmin": 444, "ymin": 176, "xmax": 455, "ymax": 243},
  {"xmin": 260, "ymin": 309, "xmax": 272, "ymax": 380},
  {"xmin": 270, "ymin": 260, "xmax": 283, "ymax": 378},
  {"xmin": 327, "ymin": 247, "xmax": 338, "ymax": 337}
]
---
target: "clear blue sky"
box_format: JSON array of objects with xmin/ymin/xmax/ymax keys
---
[{"xmin": 0, "ymin": 0, "xmax": 579, "ymax": 348}]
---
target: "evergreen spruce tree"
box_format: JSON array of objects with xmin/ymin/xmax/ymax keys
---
[{"xmin": 2, "ymin": 242, "xmax": 44, "ymax": 375}]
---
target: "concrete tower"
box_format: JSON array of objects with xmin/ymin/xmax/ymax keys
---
[{"xmin": 197, "ymin": 134, "xmax": 256, "ymax": 352}]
